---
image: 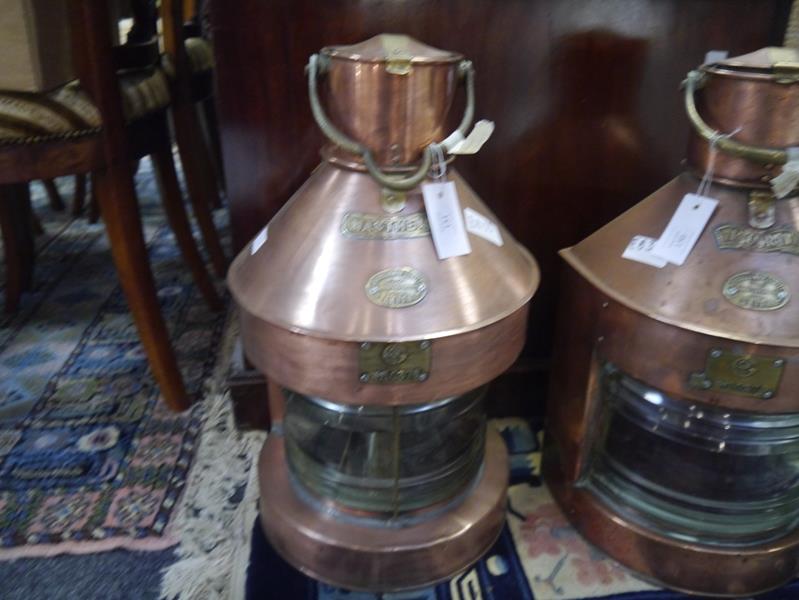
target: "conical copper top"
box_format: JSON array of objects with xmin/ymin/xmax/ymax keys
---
[
  {"xmin": 229, "ymin": 164, "xmax": 538, "ymax": 343},
  {"xmin": 562, "ymin": 174, "xmax": 799, "ymax": 347}
]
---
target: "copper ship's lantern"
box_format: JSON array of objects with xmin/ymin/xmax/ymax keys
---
[
  {"xmin": 544, "ymin": 48, "xmax": 799, "ymax": 596},
  {"xmin": 228, "ymin": 35, "xmax": 539, "ymax": 591}
]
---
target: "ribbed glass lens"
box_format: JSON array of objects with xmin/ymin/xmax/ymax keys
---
[
  {"xmin": 283, "ymin": 387, "xmax": 486, "ymax": 515},
  {"xmin": 585, "ymin": 364, "xmax": 799, "ymax": 546}
]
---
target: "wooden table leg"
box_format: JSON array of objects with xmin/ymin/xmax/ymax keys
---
[{"xmin": 94, "ymin": 164, "xmax": 189, "ymax": 411}]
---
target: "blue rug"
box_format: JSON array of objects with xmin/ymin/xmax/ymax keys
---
[{"xmin": 0, "ymin": 163, "xmax": 229, "ymax": 561}]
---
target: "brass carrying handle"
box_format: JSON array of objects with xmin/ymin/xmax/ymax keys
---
[
  {"xmin": 307, "ymin": 53, "xmax": 475, "ymax": 191},
  {"xmin": 683, "ymin": 69, "xmax": 787, "ymax": 166}
]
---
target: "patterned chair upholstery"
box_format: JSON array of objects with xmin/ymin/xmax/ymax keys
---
[
  {"xmin": 161, "ymin": 37, "xmax": 214, "ymax": 80},
  {"xmin": 0, "ymin": 67, "xmax": 170, "ymax": 146},
  {"xmin": 184, "ymin": 37, "xmax": 214, "ymax": 73}
]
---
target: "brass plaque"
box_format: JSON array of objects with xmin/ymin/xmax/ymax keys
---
[
  {"xmin": 365, "ymin": 267, "xmax": 427, "ymax": 308},
  {"xmin": 341, "ymin": 212, "xmax": 430, "ymax": 240},
  {"xmin": 358, "ymin": 341, "xmax": 431, "ymax": 384},
  {"xmin": 722, "ymin": 271, "xmax": 790, "ymax": 311},
  {"xmin": 689, "ymin": 348, "xmax": 785, "ymax": 399},
  {"xmin": 714, "ymin": 224, "xmax": 799, "ymax": 255}
]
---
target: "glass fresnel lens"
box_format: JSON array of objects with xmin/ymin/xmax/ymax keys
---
[
  {"xmin": 228, "ymin": 35, "xmax": 539, "ymax": 592},
  {"xmin": 544, "ymin": 46, "xmax": 799, "ymax": 597},
  {"xmin": 284, "ymin": 387, "xmax": 487, "ymax": 516}
]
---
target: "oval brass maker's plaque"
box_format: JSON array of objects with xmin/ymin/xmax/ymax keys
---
[
  {"xmin": 341, "ymin": 212, "xmax": 430, "ymax": 240},
  {"xmin": 365, "ymin": 267, "xmax": 427, "ymax": 308},
  {"xmin": 722, "ymin": 271, "xmax": 790, "ymax": 311}
]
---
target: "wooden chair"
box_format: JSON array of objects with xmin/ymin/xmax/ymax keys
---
[
  {"xmin": 162, "ymin": 0, "xmax": 228, "ymax": 245},
  {"xmin": 66, "ymin": 0, "xmax": 228, "ymax": 271},
  {"xmin": 0, "ymin": 0, "xmax": 223, "ymax": 411}
]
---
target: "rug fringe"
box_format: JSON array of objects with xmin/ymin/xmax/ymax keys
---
[{"xmin": 160, "ymin": 316, "xmax": 266, "ymax": 600}]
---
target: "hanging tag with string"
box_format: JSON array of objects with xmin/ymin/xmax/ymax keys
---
[
  {"xmin": 422, "ymin": 143, "xmax": 471, "ymax": 259},
  {"xmin": 771, "ymin": 147, "xmax": 799, "ymax": 199},
  {"xmin": 650, "ymin": 130, "xmax": 735, "ymax": 265}
]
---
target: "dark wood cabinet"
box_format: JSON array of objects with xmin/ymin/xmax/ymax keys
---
[{"xmin": 210, "ymin": 0, "xmax": 791, "ymax": 414}]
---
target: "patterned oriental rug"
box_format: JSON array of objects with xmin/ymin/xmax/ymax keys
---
[
  {"xmin": 242, "ymin": 419, "xmax": 799, "ymax": 600},
  {"xmin": 0, "ymin": 163, "xmax": 251, "ymax": 568}
]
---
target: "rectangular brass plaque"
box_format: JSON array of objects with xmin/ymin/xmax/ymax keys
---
[
  {"xmin": 341, "ymin": 212, "xmax": 430, "ymax": 240},
  {"xmin": 714, "ymin": 224, "xmax": 799, "ymax": 255},
  {"xmin": 358, "ymin": 341, "xmax": 431, "ymax": 385},
  {"xmin": 688, "ymin": 349, "xmax": 785, "ymax": 399}
]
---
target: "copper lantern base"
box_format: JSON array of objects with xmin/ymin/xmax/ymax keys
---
[
  {"xmin": 259, "ymin": 427, "xmax": 509, "ymax": 592},
  {"xmin": 545, "ymin": 454, "xmax": 799, "ymax": 597}
]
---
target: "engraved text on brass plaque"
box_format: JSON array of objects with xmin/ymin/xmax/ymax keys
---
[
  {"xmin": 688, "ymin": 348, "xmax": 785, "ymax": 399},
  {"xmin": 358, "ymin": 341, "xmax": 431, "ymax": 384},
  {"xmin": 722, "ymin": 271, "xmax": 790, "ymax": 311},
  {"xmin": 341, "ymin": 212, "xmax": 430, "ymax": 240},
  {"xmin": 365, "ymin": 267, "xmax": 427, "ymax": 308},
  {"xmin": 714, "ymin": 224, "xmax": 799, "ymax": 255}
]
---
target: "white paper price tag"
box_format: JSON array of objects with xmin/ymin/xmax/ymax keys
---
[
  {"xmin": 422, "ymin": 181, "xmax": 472, "ymax": 259},
  {"xmin": 449, "ymin": 120, "xmax": 495, "ymax": 155},
  {"xmin": 464, "ymin": 207, "xmax": 503, "ymax": 246},
  {"xmin": 622, "ymin": 235, "xmax": 667, "ymax": 268},
  {"xmin": 651, "ymin": 193, "xmax": 718, "ymax": 266},
  {"xmin": 250, "ymin": 225, "xmax": 268, "ymax": 255},
  {"xmin": 703, "ymin": 50, "xmax": 729, "ymax": 64}
]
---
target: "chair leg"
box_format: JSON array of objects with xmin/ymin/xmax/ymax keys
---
[
  {"xmin": 72, "ymin": 174, "xmax": 87, "ymax": 217},
  {"xmin": 200, "ymin": 96, "xmax": 225, "ymax": 198},
  {"xmin": 0, "ymin": 183, "xmax": 35, "ymax": 313},
  {"xmin": 94, "ymin": 165, "xmax": 189, "ymax": 412},
  {"xmin": 43, "ymin": 179, "xmax": 65, "ymax": 211},
  {"xmin": 88, "ymin": 172, "xmax": 100, "ymax": 223},
  {"xmin": 151, "ymin": 146, "xmax": 222, "ymax": 312},
  {"xmin": 171, "ymin": 103, "xmax": 227, "ymax": 276}
]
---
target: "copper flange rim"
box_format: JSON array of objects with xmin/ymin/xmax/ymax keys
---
[
  {"xmin": 258, "ymin": 427, "xmax": 509, "ymax": 592},
  {"xmin": 545, "ymin": 460, "xmax": 799, "ymax": 597}
]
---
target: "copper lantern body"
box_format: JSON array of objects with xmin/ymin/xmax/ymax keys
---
[
  {"xmin": 544, "ymin": 47, "xmax": 799, "ymax": 596},
  {"xmin": 228, "ymin": 35, "xmax": 539, "ymax": 592}
]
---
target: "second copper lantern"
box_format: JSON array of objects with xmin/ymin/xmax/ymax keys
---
[{"xmin": 545, "ymin": 47, "xmax": 799, "ymax": 596}]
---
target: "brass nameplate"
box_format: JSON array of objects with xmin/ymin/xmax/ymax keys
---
[
  {"xmin": 358, "ymin": 341, "xmax": 431, "ymax": 384},
  {"xmin": 689, "ymin": 349, "xmax": 785, "ymax": 399},
  {"xmin": 365, "ymin": 267, "xmax": 427, "ymax": 308},
  {"xmin": 722, "ymin": 271, "xmax": 790, "ymax": 311},
  {"xmin": 714, "ymin": 224, "xmax": 799, "ymax": 255},
  {"xmin": 341, "ymin": 212, "xmax": 430, "ymax": 240}
]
